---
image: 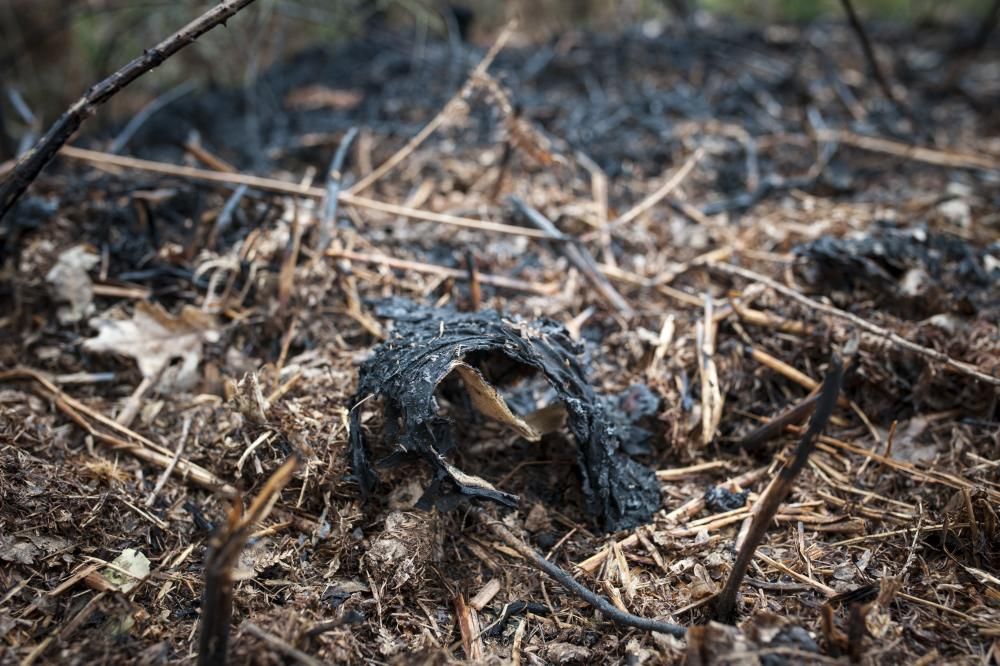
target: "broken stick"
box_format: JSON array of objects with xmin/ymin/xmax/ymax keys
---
[
  {"xmin": 0, "ymin": 0, "xmax": 262, "ymax": 221},
  {"xmin": 713, "ymin": 347, "xmax": 846, "ymax": 622},
  {"xmin": 509, "ymin": 196, "xmax": 634, "ymax": 317},
  {"xmin": 473, "ymin": 508, "xmax": 686, "ymax": 638},
  {"xmin": 199, "ymin": 456, "xmax": 299, "ymax": 666}
]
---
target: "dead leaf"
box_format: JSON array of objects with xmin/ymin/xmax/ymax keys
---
[
  {"xmin": 524, "ymin": 502, "xmax": 552, "ymax": 533},
  {"xmin": 27, "ymin": 534, "xmax": 72, "ymax": 554},
  {"xmin": 230, "ymin": 371, "xmax": 269, "ymax": 424},
  {"xmin": 84, "ymin": 302, "xmax": 219, "ymax": 390},
  {"xmin": 0, "ymin": 536, "xmax": 39, "ymax": 564},
  {"xmin": 450, "ymin": 362, "xmax": 541, "ymax": 441},
  {"xmin": 543, "ymin": 642, "xmax": 592, "ymax": 664},
  {"xmin": 46, "ymin": 245, "xmax": 99, "ymax": 324},
  {"xmin": 103, "ymin": 548, "xmax": 150, "ymax": 593}
]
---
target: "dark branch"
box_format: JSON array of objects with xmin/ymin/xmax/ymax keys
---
[
  {"xmin": 838, "ymin": 0, "xmax": 907, "ymax": 116},
  {"xmin": 315, "ymin": 127, "xmax": 359, "ymax": 256},
  {"xmin": 0, "ymin": 0, "xmax": 262, "ymax": 222},
  {"xmin": 714, "ymin": 350, "xmax": 846, "ymax": 623},
  {"xmin": 473, "ymin": 508, "xmax": 687, "ymax": 638}
]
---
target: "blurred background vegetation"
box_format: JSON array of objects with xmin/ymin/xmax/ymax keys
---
[{"xmin": 0, "ymin": 0, "xmax": 995, "ymax": 139}]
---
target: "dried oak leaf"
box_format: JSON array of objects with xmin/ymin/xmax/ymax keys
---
[{"xmin": 84, "ymin": 301, "xmax": 219, "ymax": 390}]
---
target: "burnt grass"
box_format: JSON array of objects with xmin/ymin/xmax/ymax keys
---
[{"xmin": 2, "ymin": 15, "xmax": 1000, "ymax": 665}]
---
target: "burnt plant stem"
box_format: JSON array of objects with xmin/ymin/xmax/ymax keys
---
[
  {"xmin": 714, "ymin": 352, "xmax": 846, "ymax": 623},
  {"xmin": 0, "ymin": 0, "xmax": 261, "ymax": 222},
  {"xmin": 509, "ymin": 196, "xmax": 634, "ymax": 318},
  {"xmin": 838, "ymin": 0, "xmax": 905, "ymax": 113},
  {"xmin": 473, "ymin": 509, "xmax": 687, "ymax": 638},
  {"xmin": 199, "ymin": 456, "xmax": 298, "ymax": 666},
  {"xmin": 315, "ymin": 126, "xmax": 359, "ymax": 256}
]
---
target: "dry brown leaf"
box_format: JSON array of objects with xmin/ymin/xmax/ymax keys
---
[
  {"xmin": 450, "ymin": 362, "xmax": 542, "ymax": 441},
  {"xmin": 84, "ymin": 301, "xmax": 219, "ymax": 390}
]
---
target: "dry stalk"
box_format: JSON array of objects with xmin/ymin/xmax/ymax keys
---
[
  {"xmin": 199, "ymin": 456, "xmax": 299, "ymax": 665},
  {"xmin": 714, "ymin": 349, "xmax": 846, "ymax": 622},
  {"xmin": 0, "ymin": 0, "xmax": 262, "ymax": 220}
]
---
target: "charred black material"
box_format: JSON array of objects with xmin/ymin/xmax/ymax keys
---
[
  {"xmin": 348, "ymin": 300, "xmax": 661, "ymax": 531},
  {"xmin": 794, "ymin": 226, "xmax": 997, "ymax": 317},
  {"xmin": 704, "ymin": 485, "xmax": 750, "ymax": 513}
]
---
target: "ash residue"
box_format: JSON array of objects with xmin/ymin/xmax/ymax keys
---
[
  {"xmin": 348, "ymin": 300, "xmax": 661, "ymax": 531},
  {"xmin": 794, "ymin": 225, "xmax": 998, "ymax": 319}
]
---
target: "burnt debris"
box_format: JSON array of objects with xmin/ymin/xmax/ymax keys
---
[
  {"xmin": 793, "ymin": 225, "xmax": 998, "ymax": 318},
  {"xmin": 348, "ymin": 300, "xmax": 661, "ymax": 531}
]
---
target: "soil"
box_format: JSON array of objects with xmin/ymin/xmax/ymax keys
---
[{"xmin": 1, "ymin": 14, "xmax": 999, "ymax": 665}]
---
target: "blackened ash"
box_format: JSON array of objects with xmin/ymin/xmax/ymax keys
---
[{"xmin": 348, "ymin": 300, "xmax": 661, "ymax": 531}]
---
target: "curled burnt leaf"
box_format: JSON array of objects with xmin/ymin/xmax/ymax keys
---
[{"xmin": 347, "ymin": 300, "xmax": 660, "ymax": 531}]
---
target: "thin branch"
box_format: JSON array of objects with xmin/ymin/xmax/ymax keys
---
[
  {"xmin": 814, "ymin": 128, "xmax": 998, "ymax": 171},
  {"xmin": 509, "ymin": 196, "xmax": 634, "ymax": 317},
  {"xmin": 838, "ymin": 0, "xmax": 906, "ymax": 114},
  {"xmin": 0, "ymin": 0, "xmax": 262, "ymax": 221},
  {"xmin": 473, "ymin": 508, "xmax": 687, "ymax": 638},
  {"xmin": 327, "ymin": 248, "xmax": 557, "ymax": 296},
  {"xmin": 714, "ymin": 351, "xmax": 846, "ymax": 622},
  {"xmin": 315, "ymin": 127, "xmax": 359, "ymax": 256},
  {"xmin": 199, "ymin": 456, "xmax": 299, "ymax": 666},
  {"xmin": 607, "ymin": 147, "xmax": 705, "ymax": 231},
  {"xmin": 57, "ymin": 146, "xmax": 551, "ymax": 239},
  {"xmin": 109, "ymin": 79, "xmax": 196, "ymax": 154}
]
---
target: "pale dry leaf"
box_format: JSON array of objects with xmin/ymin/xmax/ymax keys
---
[
  {"xmin": 0, "ymin": 536, "xmax": 39, "ymax": 564},
  {"xmin": 450, "ymin": 362, "xmax": 541, "ymax": 441},
  {"xmin": 103, "ymin": 548, "xmax": 150, "ymax": 593},
  {"xmin": 46, "ymin": 244, "xmax": 99, "ymax": 324},
  {"xmin": 231, "ymin": 371, "xmax": 269, "ymax": 424},
  {"xmin": 84, "ymin": 301, "xmax": 219, "ymax": 389}
]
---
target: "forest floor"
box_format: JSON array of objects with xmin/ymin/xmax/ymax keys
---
[{"xmin": 1, "ymin": 14, "xmax": 999, "ymax": 665}]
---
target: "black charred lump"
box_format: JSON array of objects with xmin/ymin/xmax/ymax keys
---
[{"xmin": 348, "ymin": 300, "xmax": 661, "ymax": 531}]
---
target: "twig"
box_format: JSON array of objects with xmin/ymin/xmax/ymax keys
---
[
  {"xmin": 464, "ymin": 249, "xmax": 481, "ymax": 311},
  {"xmin": 454, "ymin": 593, "xmax": 485, "ymax": 660},
  {"xmin": 959, "ymin": 0, "xmax": 1000, "ymax": 56},
  {"xmin": 145, "ymin": 415, "xmax": 192, "ymax": 507},
  {"xmin": 346, "ymin": 21, "xmax": 515, "ymax": 195},
  {"xmin": 57, "ymin": 146, "xmax": 551, "ymax": 239},
  {"xmin": 199, "ymin": 456, "xmax": 299, "ymax": 666},
  {"xmin": 240, "ymin": 621, "xmax": 323, "ymax": 666},
  {"xmin": 0, "ymin": 0, "xmax": 262, "ymax": 221},
  {"xmin": 473, "ymin": 509, "xmax": 686, "ymax": 638},
  {"xmin": 709, "ymin": 262, "xmax": 1000, "ymax": 387},
  {"xmin": 209, "ymin": 184, "xmax": 248, "ymax": 249},
  {"xmin": 714, "ymin": 350, "xmax": 846, "ymax": 622},
  {"xmin": 814, "ymin": 129, "xmax": 998, "ymax": 171},
  {"xmin": 0, "ymin": 367, "xmax": 234, "ymax": 495},
  {"xmin": 740, "ymin": 391, "xmax": 821, "ymax": 451},
  {"xmin": 574, "ymin": 150, "xmax": 613, "ymax": 266},
  {"xmin": 315, "ymin": 127, "xmax": 358, "ymax": 256},
  {"xmin": 696, "ymin": 295, "xmax": 723, "ymax": 445},
  {"xmin": 605, "ymin": 147, "xmax": 705, "ymax": 232},
  {"xmin": 837, "ymin": 0, "xmax": 906, "ymax": 115},
  {"xmin": 328, "ymin": 248, "xmax": 557, "ymax": 296},
  {"xmin": 509, "ymin": 196, "xmax": 634, "ymax": 317}
]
